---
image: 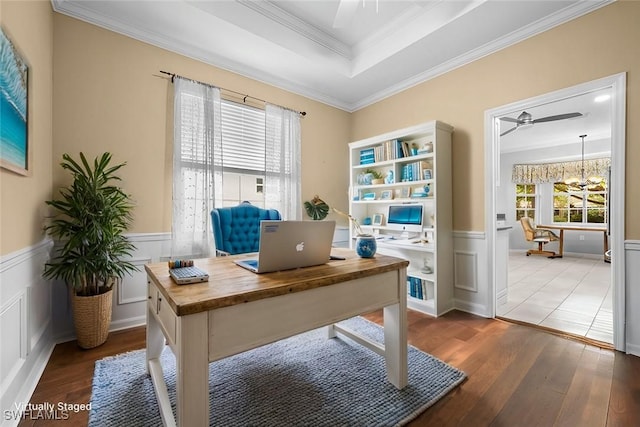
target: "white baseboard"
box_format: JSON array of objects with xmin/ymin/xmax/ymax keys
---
[
  {"xmin": 453, "ymin": 299, "xmax": 489, "ymax": 318},
  {"xmin": 625, "ymin": 343, "xmax": 640, "ymax": 357}
]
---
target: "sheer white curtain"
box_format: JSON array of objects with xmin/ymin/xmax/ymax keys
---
[
  {"xmin": 172, "ymin": 77, "xmax": 222, "ymax": 258},
  {"xmin": 265, "ymin": 104, "xmax": 301, "ymax": 220}
]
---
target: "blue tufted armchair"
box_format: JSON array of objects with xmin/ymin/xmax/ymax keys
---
[{"xmin": 210, "ymin": 201, "xmax": 281, "ymax": 256}]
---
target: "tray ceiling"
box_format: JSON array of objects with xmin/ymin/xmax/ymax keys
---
[{"xmin": 51, "ymin": 0, "xmax": 610, "ymax": 112}]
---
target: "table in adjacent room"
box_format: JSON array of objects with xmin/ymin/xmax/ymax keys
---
[{"xmin": 537, "ymin": 224, "xmax": 608, "ymax": 261}]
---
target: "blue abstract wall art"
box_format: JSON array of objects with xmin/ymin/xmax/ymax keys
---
[{"xmin": 1, "ymin": 27, "xmax": 29, "ymax": 175}]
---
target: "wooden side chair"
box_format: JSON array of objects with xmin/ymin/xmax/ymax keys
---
[{"xmin": 520, "ymin": 216, "xmax": 559, "ymax": 258}]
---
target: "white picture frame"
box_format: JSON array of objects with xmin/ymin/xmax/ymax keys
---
[{"xmin": 372, "ymin": 213, "xmax": 384, "ymax": 226}]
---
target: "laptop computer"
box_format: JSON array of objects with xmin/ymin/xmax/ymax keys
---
[
  {"xmin": 234, "ymin": 220, "xmax": 336, "ymax": 273},
  {"xmin": 169, "ymin": 266, "xmax": 209, "ymax": 285}
]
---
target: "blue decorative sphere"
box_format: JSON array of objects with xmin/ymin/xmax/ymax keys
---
[{"xmin": 356, "ymin": 235, "xmax": 377, "ymax": 258}]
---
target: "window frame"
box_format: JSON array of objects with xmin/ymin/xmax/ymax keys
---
[
  {"xmin": 552, "ymin": 180, "xmax": 608, "ymax": 225},
  {"xmin": 515, "ymin": 183, "xmax": 538, "ymax": 222}
]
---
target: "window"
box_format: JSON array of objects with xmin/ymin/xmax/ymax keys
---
[
  {"xmin": 553, "ymin": 179, "xmax": 607, "ymax": 224},
  {"xmin": 173, "ymin": 77, "xmax": 300, "ymax": 257},
  {"xmin": 177, "ymin": 97, "xmax": 269, "ymax": 206},
  {"xmin": 219, "ymin": 100, "xmax": 267, "ymax": 207},
  {"xmin": 515, "ymin": 184, "xmax": 537, "ymax": 221}
]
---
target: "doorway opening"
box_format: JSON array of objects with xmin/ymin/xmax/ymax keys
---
[{"xmin": 484, "ymin": 73, "xmax": 626, "ymax": 351}]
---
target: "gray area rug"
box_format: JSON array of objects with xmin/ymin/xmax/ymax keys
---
[{"xmin": 89, "ymin": 316, "xmax": 465, "ymax": 426}]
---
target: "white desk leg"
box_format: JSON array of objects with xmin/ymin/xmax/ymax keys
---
[
  {"xmin": 146, "ymin": 304, "xmax": 164, "ymax": 374},
  {"xmin": 176, "ymin": 312, "xmax": 209, "ymax": 427},
  {"xmin": 325, "ymin": 324, "xmax": 337, "ymax": 339},
  {"xmin": 146, "ymin": 300, "xmax": 176, "ymax": 427},
  {"xmin": 383, "ymin": 268, "xmax": 408, "ymax": 389}
]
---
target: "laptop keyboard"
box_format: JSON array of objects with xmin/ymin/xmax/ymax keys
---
[
  {"xmin": 244, "ymin": 260, "xmax": 259, "ymax": 268},
  {"xmin": 170, "ymin": 266, "xmax": 208, "ymax": 278}
]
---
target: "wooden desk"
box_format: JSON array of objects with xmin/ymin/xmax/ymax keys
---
[
  {"xmin": 537, "ymin": 224, "xmax": 608, "ymax": 260},
  {"xmin": 145, "ymin": 249, "xmax": 409, "ymax": 427}
]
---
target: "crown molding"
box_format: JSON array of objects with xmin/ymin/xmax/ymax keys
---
[
  {"xmin": 51, "ymin": 0, "xmax": 614, "ymax": 113},
  {"xmin": 350, "ymin": 0, "xmax": 614, "ymax": 111},
  {"xmin": 239, "ymin": 0, "xmax": 352, "ymax": 59}
]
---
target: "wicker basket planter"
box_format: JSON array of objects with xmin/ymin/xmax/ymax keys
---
[{"xmin": 72, "ymin": 289, "xmax": 113, "ymax": 349}]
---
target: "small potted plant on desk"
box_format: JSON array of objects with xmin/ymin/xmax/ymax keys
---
[{"xmin": 44, "ymin": 152, "xmax": 137, "ymax": 349}]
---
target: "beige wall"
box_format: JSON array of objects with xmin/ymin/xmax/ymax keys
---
[
  {"xmin": 3, "ymin": 1, "xmax": 638, "ymax": 257},
  {"xmin": 351, "ymin": 1, "xmax": 640, "ymax": 238},
  {"xmin": 52, "ymin": 13, "xmax": 352, "ymax": 236},
  {"xmin": 0, "ymin": 1, "xmax": 53, "ymax": 255}
]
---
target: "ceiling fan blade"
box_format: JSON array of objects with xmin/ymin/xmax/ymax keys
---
[
  {"xmin": 333, "ymin": 0, "xmax": 360, "ymax": 28},
  {"xmin": 532, "ymin": 112, "xmax": 583, "ymax": 123},
  {"xmin": 499, "ymin": 116, "xmax": 522, "ymax": 124},
  {"xmin": 500, "ymin": 126, "xmax": 518, "ymax": 137}
]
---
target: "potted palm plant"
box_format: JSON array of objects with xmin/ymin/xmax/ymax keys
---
[{"xmin": 44, "ymin": 152, "xmax": 137, "ymax": 349}]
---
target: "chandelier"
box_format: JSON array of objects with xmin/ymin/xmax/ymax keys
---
[{"xmin": 565, "ymin": 134, "xmax": 601, "ymax": 189}]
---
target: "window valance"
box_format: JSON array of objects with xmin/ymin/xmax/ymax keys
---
[{"xmin": 512, "ymin": 158, "xmax": 610, "ymax": 184}]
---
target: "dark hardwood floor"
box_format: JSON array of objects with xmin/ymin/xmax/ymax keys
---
[{"xmin": 18, "ymin": 310, "xmax": 640, "ymax": 426}]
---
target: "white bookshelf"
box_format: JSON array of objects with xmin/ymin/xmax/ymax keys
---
[{"xmin": 348, "ymin": 120, "xmax": 454, "ymax": 316}]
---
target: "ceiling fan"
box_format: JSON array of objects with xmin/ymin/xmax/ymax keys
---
[{"xmin": 499, "ymin": 110, "xmax": 583, "ymax": 137}]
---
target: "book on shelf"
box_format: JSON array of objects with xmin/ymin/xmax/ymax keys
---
[
  {"xmin": 362, "ymin": 139, "xmax": 422, "ymax": 164},
  {"xmin": 407, "ymin": 276, "xmax": 429, "ymax": 300},
  {"xmin": 359, "ymin": 148, "xmax": 375, "ymax": 165},
  {"xmin": 400, "ymin": 160, "xmax": 431, "ymax": 182}
]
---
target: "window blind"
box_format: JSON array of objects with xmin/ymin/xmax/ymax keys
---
[
  {"xmin": 178, "ymin": 95, "xmax": 266, "ymax": 172},
  {"xmin": 220, "ymin": 100, "xmax": 265, "ymax": 172}
]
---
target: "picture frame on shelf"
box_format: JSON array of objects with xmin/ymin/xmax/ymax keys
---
[
  {"xmin": 372, "ymin": 213, "xmax": 384, "ymax": 226},
  {"xmin": 400, "ymin": 187, "xmax": 411, "ymax": 199},
  {"xmin": 422, "ymin": 169, "xmax": 432, "ymax": 180},
  {"xmin": 380, "ymin": 190, "xmax": 393, "ymax": 200}
]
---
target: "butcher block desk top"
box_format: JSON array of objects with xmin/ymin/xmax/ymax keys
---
[{"xmin": 144, "ymin": 248, "xmax": 409, "ymax": 317}]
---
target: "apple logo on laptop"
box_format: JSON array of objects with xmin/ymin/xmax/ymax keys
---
[{"xmin": 296, "ymin": 242, "xmax": 305, "ymax": 252}]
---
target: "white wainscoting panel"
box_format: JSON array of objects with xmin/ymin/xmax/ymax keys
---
[
  {"xmin": 0, "ymin": 294, "xmax": 26, "ymax": 391},
  {"xmin": 452, "ymin": 231, "xmax": 489, "ymax": 317},
  {"xmin": 0, "ymin": 239, "xmax": 55, "ymax": 427},
  {"xmin": 454, "ymin": 251, "xmax": 478, "ymax": 292},
  {"xmin": 117, "ymin": 258, "xmax": 151, "ymax": 305},
  {"xmin": 625, "ymin": 240, "xmax": 640, "ymax": 357}
]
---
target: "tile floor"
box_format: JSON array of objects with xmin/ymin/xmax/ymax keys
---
[{"xmin": 497, "ymin": 250, "xmax": 613, "ymax": 344}]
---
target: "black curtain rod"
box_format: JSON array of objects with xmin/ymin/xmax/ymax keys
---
[{"xmin": 159, "ymin": 70, "xmax": 306, "ymax": 117}]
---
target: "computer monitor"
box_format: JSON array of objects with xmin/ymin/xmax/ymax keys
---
[{"xmin": 386, "ymin": 204, "xmax": 423, "ymax": 234}]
